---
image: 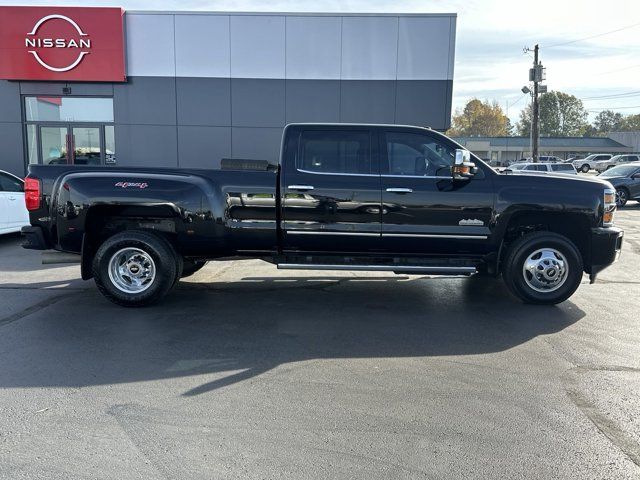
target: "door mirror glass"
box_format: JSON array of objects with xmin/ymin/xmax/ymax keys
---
[
  {"xmin": 452, "ymin": 148, "xmax": 477, "ymax": 180},
  {"xmin": 454, "ymin": 148, "xmax": 470, "ymax": 166}
]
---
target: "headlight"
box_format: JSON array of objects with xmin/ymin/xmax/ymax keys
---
[{"xmin": 603, "ymin": 188, "xmax": 616, "ymax": 226}]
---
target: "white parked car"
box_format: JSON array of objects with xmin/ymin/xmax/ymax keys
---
[
  {"xmin": 506, "ymin": 162, "xmax": 577, "ymax": 175},
  {"xmin": 0, "ymin": 170, "xmax": 30, "ymax": 235},
  {"xmin": 572, "ymin": 154, "xmax": 612, "ymax": 173},
  {"xmin": 594, "ymin": 154, "xmax": 640, "ymax": 173}
]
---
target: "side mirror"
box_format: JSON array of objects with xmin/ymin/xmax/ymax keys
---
[
  {"xmin": 632, "ymin": 173, "xmax": 640, "ymax": 179},
  {"xmin": 452, "ymin": 149, "xmax": 477, "ymax": 180}
]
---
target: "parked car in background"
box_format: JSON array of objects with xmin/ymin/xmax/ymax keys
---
[
  {"xmin": 598, "ymin": 162, "xmax": 640, "ymax": 207},
  {"xmin": 594, "ymin": 154, "xmax": 640, "ymax": 173},
  {"xmin": 573, "ymin": 154, "xmax": 612, "ymax": 173},
  {"xmin": 0, "ymin": 170, "xmax": 30, "ymax": 235},
  {"xmin": 538, "ymin": 155, "xmax": 563, "ymax": 163},
  {"xmin": 506, "ymin": 162, "xmax": 577, "ymax": 175}
]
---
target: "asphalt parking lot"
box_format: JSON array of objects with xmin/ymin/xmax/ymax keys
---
[{"xmin": 0, "ymin": 206, "xmax": 639, "ymax": 479}]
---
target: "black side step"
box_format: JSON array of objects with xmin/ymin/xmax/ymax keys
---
[{"xmin": 277, "ymin": 263, "xmax": 476, "ymax": 275}]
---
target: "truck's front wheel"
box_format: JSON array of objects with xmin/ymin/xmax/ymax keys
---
[
  {"xmin": 92, "ymin": 230, "xmax": 179, "ymax": 307},
  {"xmin": 502, "ymin": 232, "xmax": 583, "ymax": 305}
]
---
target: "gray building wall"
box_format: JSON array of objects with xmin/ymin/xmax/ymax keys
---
[
  {"xmin": 0, "ymin": 12, "xmax": 456, "ymax": 177},
  {"xmin": 609, "ymin": 131, "xmax": 640, "ymax": 153}
]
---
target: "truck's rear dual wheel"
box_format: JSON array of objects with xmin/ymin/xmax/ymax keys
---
[
  {"xmin": 502, "ymin": 232, "xmax": 583, "ymax": 305},
  {"xmin": 93, "ymin": 230, "xmax": 181, "ymax": 307}
]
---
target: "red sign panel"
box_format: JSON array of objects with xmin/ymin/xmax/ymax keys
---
[{"xmin": 0, "ymin": 6, "xmax": 126, "ymax": 82}]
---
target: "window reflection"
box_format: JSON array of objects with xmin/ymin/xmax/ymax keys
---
[
  {"xmin": 40, "ymin": 127, "xmax": 69, "ymax": 165},
  {"xmin": 105, "ymin": 125, "xmax": 116, "ymax": 165},
  {"xmin": 25, "ymin": 96, "xmax": 114, "ymax": 123},
  {"xmin": 26, "ymin": 124, "xmax": 38, "ymax": 165}
]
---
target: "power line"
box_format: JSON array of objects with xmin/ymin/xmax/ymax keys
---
[
  {"xmin": 581, "ymin": 90, "xmax": 640, "ymax": 101},
  {"xmin": 596, "ymin": 63, "xmax": 640, "ymax": 76},
  {"xmin": 541, "ymin": 21, "xmax": 640, "ymax": 49},
  {"xmin": 509, "ymin": 92, "xmax": 528, "ymax": 109},
  {"xmin": 586, "ymin": 105, "xmax": 640, "ymax": 111}
]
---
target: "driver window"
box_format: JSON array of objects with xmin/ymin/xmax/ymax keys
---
[{"xmin": 385, "ymin": 132, "xmax": 454, "ymax": 177}]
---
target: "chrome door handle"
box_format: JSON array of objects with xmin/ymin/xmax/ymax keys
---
[
  {"xmin": 386, "ymin": 188, "xmax": 413, "ymax": 193},
  {"xmin": 288, "ymin": 185, "xmax": 314, "ymax": 191}
]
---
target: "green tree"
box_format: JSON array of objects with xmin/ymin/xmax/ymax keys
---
[
  {"xmin": 619, "ymin": 114, "xmax": 640, "ymax": 131},
  {"xmin": 593, "ymin": 110, "xmax": 624, "ymax": 134},
  {"xmin": 516, "ymin": 91, "xmax": 589, "ymax": 137},
  {"xmin": 447, "ymin": 99, "xmax": 510, "ymax": 137}
]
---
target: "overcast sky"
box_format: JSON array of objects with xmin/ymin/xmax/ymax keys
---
[{"xmin": 3, "ymin": 0, "xmax": 639, "ymax": 122}]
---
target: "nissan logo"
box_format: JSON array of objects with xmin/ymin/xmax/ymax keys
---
[{"xmin": 24, "ymin": 14, "xmax": 91, "ymax": 72}]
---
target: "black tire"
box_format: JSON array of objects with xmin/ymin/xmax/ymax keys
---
[
  {"xmin": 180, "ymin": 260, "xmax": 208, "ymax": 278},
  {"xmin": 616, "ymin": 187, "xmax": 629, "ymax": 208},
  {"xmin": 92, "ymin": 230, "xmax": 180, "ymax": 307},
  {"xmin": 580, "ymin": 164, "xmax": 590, "ymax": 173},
  {"xmin": 502, "ymin": 231, "xmax": 583, "ymax": 305}
]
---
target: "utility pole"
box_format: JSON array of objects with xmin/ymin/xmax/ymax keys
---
[{"xmin": 531, "ymin": 44, "xmax": 540, "ymax": 162}]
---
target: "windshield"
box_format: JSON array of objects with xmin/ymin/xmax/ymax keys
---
[
  {"xmin": 509, "ymin": 164, "xmax": 525, "ymax": 170},
  {"xmin": 600, "ymin": 164, "xmax": 639, "ymax": 177},
  {"xmin": 609, "ymin": 155, "xmax": 622, "ymax": 162}
]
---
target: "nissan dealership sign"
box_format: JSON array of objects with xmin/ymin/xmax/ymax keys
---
[{"xmin": 0, "ymin": 6, "xmax": 126, "ymax": 81}]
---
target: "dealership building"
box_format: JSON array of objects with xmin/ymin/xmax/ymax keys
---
[{"xmin": 0, "ymin": 6, "xmax": 457, "ymax": 177}]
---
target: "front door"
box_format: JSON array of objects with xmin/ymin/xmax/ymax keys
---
[
  {"xmin": 281, "ymin": 126, "xmax": 382, "ymax": 253},
  {"xmin": 379, "ymin": 128, "xmax": 495, "ymax": 255},
  {"xmin": 629, "ymin": 166, "xmax": 640, "ymax": 198},
  {"xmin": 37, "ymin": 124, "xmax": 109, "ymax": 165}
]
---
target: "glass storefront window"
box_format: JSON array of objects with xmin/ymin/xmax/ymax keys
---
[
  {"xmin": 26, "ymin": 124, "xmax": 38, "ymax": 165},
  {"xmin": 24, "ymin": 96, "xmax": 114, "ymax": 123},
  {"xmin": 40, "ymin": 127, "xmax": 69, "ymax": 165},
  {"xmin": 105, "ymin": 125, "xmax": 116, "ymax": 165}
]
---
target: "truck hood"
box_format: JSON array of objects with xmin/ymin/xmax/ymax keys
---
[{"xmin": 501, "ymin": 171, "xmax": 613, "ymax": 189}]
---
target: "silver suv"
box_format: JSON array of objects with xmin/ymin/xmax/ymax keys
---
[
  {"xmin": 594, "ymin": 154, "xmax": 640, "ymax": 173},
  {"xmin": 572, "ymin": 154, "xmax": 612, "ymax": 173},
  {"xmin": 507, "ymin": 162, "xmax": 577, "ymax": 175}
]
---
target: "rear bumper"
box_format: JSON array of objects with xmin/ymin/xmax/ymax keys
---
[
  {"xmin": 589, "ymin": 226, "xmax": 623, "ymax": 275},
  {"xmin": 21, "ymin": 225, "xmax": 48, "ymax": 250}
]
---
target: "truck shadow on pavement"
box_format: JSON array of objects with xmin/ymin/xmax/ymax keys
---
[{"xmin": 0, "ymin": 272, "xmax": 585, "ymax": 397}]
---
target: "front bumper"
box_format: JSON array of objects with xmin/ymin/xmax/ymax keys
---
[
  {"xmin": 21, "ymin": 225, "xmax": 47, "ymax": 250},
  {"xmin": 589, "ymin": 226, "xmax": 623, "ymax": 276}
]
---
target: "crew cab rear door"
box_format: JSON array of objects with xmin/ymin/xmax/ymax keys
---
[
  {"xmin": 378, "ymin": 128, "xmax": 494, "ymax": 255},
  {"xmin": 280, "ymin": 125, "xmax": 382, "ymax": 253}
]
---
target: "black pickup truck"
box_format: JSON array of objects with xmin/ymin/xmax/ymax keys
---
[{"xmin": 22, "ymin": 123, "xmax": 623, "ymax": 307}]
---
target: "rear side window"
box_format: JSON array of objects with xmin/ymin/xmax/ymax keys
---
[
  {"xmin": 525, "ymin": 164, "xmax": 547, "ymax": 171},
  {"xmin": 0, "ymin": 172, "xmax": 23, "ymax": 192},
  {"xmin": 551, "ymin": 164, "xmax": 574, "ymax": 171},
  {"xmin": 298, "ymin": 130, "xmax": 372, "ymax": 174}
]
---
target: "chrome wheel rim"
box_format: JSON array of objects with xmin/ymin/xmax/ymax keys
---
[
  {"xmin": 522, "ymin": 248, "xmax": 568, "ymax": 293},
  {"xmin": 616, "ymin": 189, "xmax": 626, "ymax": 206},
  {"xmin": 108, "ymin": 247, "xmax": 156, "ymax": 294}
]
